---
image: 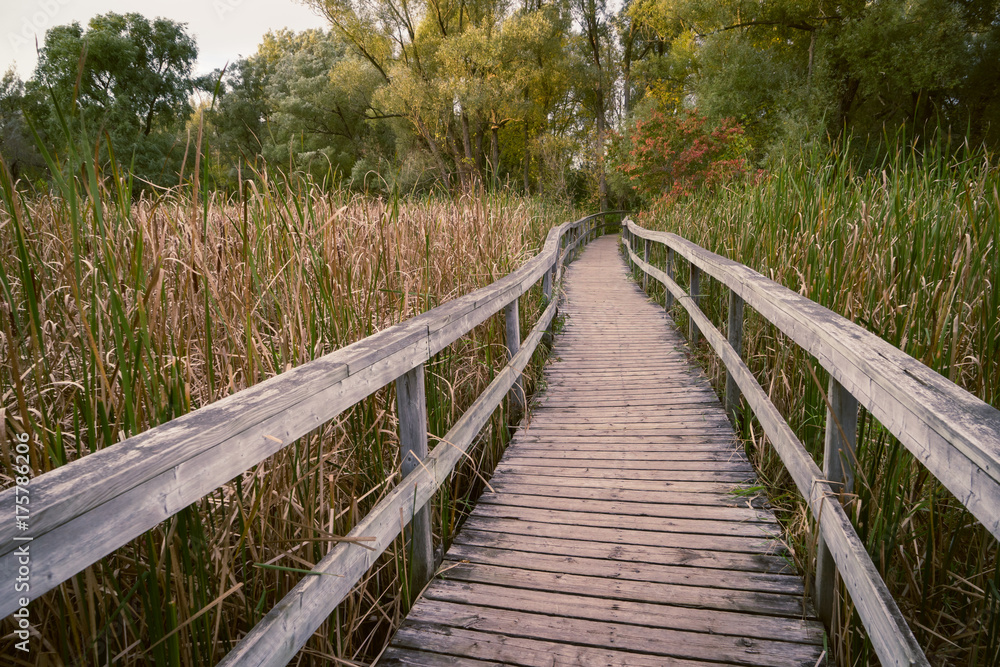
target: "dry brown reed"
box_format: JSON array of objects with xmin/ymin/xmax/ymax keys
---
[
  {"xmin": 634, "ymin": 140, "xmax": 999, "ymax": 666},
  {"xmin": 0, "ymin": 162, "xmax": 573, "ymax": 664}
]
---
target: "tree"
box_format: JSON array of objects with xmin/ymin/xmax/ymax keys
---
[
  {"xmin": 0, "ymin": 68, "xmax": 42, "ymax": 181},
  {"xmin": 572, "ymin": 0, "xmax": 614, "ymax": 209},
  {"xmin": 25, "ymin": 13, "xmax": 198, "ymax": 184},
  {"xmin": 622, "ymin": 0, "xmax": 1000, "ymax": 155}
]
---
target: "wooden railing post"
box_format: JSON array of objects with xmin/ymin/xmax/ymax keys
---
[
  {"xmin": 542, "ymin": 263, "xmax": 552, "ymax": 300},
  {"xmin": 395, "ymin": 364, "xmax": 434, "ymax": 599},
  {"xmin": 642, "ymin": 237, "xmax": 650, "ymax": 291},
  {"xmin": 625, "ymin": 226, "xmax": 633, "ymax": 273},
  {"xmin": 725, "ymin": 289, "xmax": 744, "ymax": 422},
  {"xmin": 689, "ymin": 263, "xmax": 701, "ymax": 347},
  {"xmin": 815, "ymin": 376, "xmax": 859, "ymax": 630},
  {"xmin": 665, "ymin": 247, "xmax": 675, "ymax": 310},
  {"xmin": 505, "ymin": 297, "xmax": 525, "ymax": 421}
]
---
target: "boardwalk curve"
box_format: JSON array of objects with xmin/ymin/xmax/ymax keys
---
[{"xmin": 380, "ymin": 235, "xmax": 826, "ymax": 666}]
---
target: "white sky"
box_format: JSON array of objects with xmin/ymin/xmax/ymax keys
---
[{"xmin": 1, "ymin": 0, "xmax": 329, "ymax": 79}]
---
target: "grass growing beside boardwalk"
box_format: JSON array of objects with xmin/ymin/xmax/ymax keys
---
[
  {"xmin": 636, "ymin": 140, "xmax": 999, "ymax": 666},
  {"xmin": 0, "ymin": 145, "xmax": 573, "ymax": 663}
]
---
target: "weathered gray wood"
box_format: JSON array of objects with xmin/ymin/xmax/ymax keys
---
[
  {"xmin": 666, "ymin": 246, "xmax": 675, "ymax": 309},
  {"xmin": 504, "ymin": 297, "xmax": 525, "ymax": 420},
  {"xmin": 625, "ymin": 219, "xmax": 1000, "ymax": 543},
  {"xmin": 218, "ymin": 285, "xmax": 562, "ymax": 667},
  {"xmin": 816, "ymin": 375, "xmax": 859, "ymax": 630},
  {"xmin": 642, "ymin": 236, "xmax": 650, "ymax": 290},
  {"xmin": 383, "ymin": 237, "xmax": 823, "ymax": 667},
  {"xmin": 395, "ymin": 363, "xmax": 434, "ymax": 598},
  {"xmin": 726, "ymin": 288, "xmax": 745, "ymax": 422},
  {"xmin": 391, "ymin": 621, "xmax": 725, "ymax": 667},
  {"xmin": 0, "ymin": 210, "xmax": 616, "ymax": 617},
  {"xmin": 689, "ymin": 261, "xmax": 701, "ymax": 346},
  {"xmin": 423, "ymin": 579, "xmax": 822, "ymax": 644},
  {"xmin": 436, "ymin": 561, "xmax": 805, "ymax": 616},
  {"xmin": 624, "ymin": 229, "xmax": 928, "ymax": 667},
  {"xmin": 405, "ymin": 600, "xmax": 823, "ymax": 667},
  {"xmin": 453, "ymin": 528, "xmax": 793, "ymax": 573}
]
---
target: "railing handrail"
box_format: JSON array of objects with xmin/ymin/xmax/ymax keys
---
[
  {"xmin": 623, "ymin": 217, "xmax": 1000, "ymax": 667},
  {"xmin": 0, "ymin": 211, "xmax": 624, "ymax": 627}
]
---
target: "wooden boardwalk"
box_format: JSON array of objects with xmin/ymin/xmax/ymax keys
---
[{"xmin": 379, "ymin": 236, "xmax": 826, "ymax": 666}]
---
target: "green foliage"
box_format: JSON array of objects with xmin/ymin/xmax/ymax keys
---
[
  {"xmin": 0, "ymin": 68, "xmax": 43, "ymax": 181},
  {"xmin": 626, "ymin": 0, "xmax": 1000, "ymax": 158},
  {"xmin": 22, "ymin": 12, "xmax": 198, "ymax": 187}
]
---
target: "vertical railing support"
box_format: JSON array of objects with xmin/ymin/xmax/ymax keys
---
[
  {"xmin": 504, "ymin": 297, "xmax": 525, "ymax": 421},
  {"xmin": 665, "ymin": 247, "xmax": 675, "ymax": 310},
  {"xmin": 815, "ymin": 376, "xmax": 859, "ymax": 630},
  {"xmin": 542, "ymin": 263, "xmax": 552, "ymax": 300},
  {"xmin": 624, "ymin": 225, "xmax": 633, "ymax": 273},
  {"xmin": 689, "ymin": 263, "xmax": 701, "ymax": 347},
  {"xmin": 642, "ymin": 237, "xmax": 650, "ymax": 291},
  {"xmin": 725, "ymin": 289, "xmax": 744, "ymax": 422},
  {"xmin": 394, "ymin": 364, "xmax": 434, "ymax": 599}
]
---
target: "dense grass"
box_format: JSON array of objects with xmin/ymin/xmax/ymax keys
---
[
  {"xmin": 0, "ymin": 142, "xmax": 574, "ymax": 664},
  {"xmin": 635, "ymin": 140, "xmax": 999, "ymax": 666}
]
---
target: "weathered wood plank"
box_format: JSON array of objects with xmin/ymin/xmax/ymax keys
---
[
  {"xmin": 381, "ymin": 235, "xmax": 822, "ymax": 667},
  {"xmin": 391, "ymin": 622, "xmax": 730, "ymax": 667},
  {"xmin": 421, "ymin": 579, "xmax": 823, "ymax": 644},
  {"xmin": 626, "ymin": 219, "xmax": 1000, "ymax": 542},
  {"xmin": 625, "ymin": 223, "xmax": 927, "ymax": 666},
  {"xmin": 444, "ymin": 544, "xmax": 803, "ymax": 594},
  {"xmin": 396, "ymin": 363, "xmax": 434, "ymax": 596},
  {"xmin": 405, "ymin": 600, "xmax": 824, "ymax": 667},
  {"xmin": 451, "ymin": 529, "xmax": 793, "ymax": 573},
  {"xmin": 0, "ymin": 213, "xmax": 606, "ymax": 617}
]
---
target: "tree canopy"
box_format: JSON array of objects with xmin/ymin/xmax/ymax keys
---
[{"xmin": 3, "ymin": 2, "xmax": 999, "ymax": 197}]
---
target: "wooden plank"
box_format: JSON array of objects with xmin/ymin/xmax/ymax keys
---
[
  {"xmin": 484, "ymin": 480, "xmax": 751, "ymax": 507},
  {"xmin": 451, "ymin": 529, "xmax": 793, "ymax": 573},
  {"xmin": 390, "ymin": 622, "xmax": 729, "ymax": 667},
  {"xmin": 475, "ymin": 490, "xmax": 774, "ymax": 523},
  {"xmin": 460, "ymin": 515, "xmax": 782, "ymax": 554},
  {"xmin": 626, "ymin": 219, "xmax": 1000, "ymax": 542},
  {"xmin": 504, "ymin": 446, "xmax": 749, "ymax": 461},
  {"xmin": 379, "ymin": 646, "xmax": 501, "ymax": 666},
  {"xmin": 405, "ymin": 600, "xmax": 824, "ymax": 667},
  {"xmin": 467, "ymin": 504, "xmax": 780, "ymax": 539},
  {"xmin": 488, "ymin": 470, "xmax": 751, "ymax": 494},
  {"xmin": 422, "ymin": 579, "xmax": 823, "ymax": 644},
  {"xmin": 492, "ymin": 463, "xmax": 753, "ymax": 482},
  {"xmin": 396, "ymin": 363, "xmax": 434, "ymax": 596},
  {"xmin": 0, "ymin": 211, "xmax": 595, "ymax": 615},
  {"xmin": 498, "ymin": 455, "xmax": 752, "ymax": 472},
  {"xmin": 383, "ymin": 235, "xmax": 822, "ymax": 667},
  {"xmin": 625, "ymin": 223, "xmax": 927, "ymax": 666},
  {"xmin": 217, "ymin": 279, "xmax": 566, "ymax": 666},
  {"xmin": 444, "ymin": 544, "xmax": 803, "ymax": 594}
]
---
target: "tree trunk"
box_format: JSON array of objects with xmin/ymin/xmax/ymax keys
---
[
  {"xmin": 416, "ymin": 118, "xmax": 451, "ymax": 190},
  {"xmin": 490, "ymin": 124, "xmax": 500, "ymax": 185},
  {"xmin": 596, "ymin": 106, "xmax": 608, "ymax": 211},
  {"xmin": 461, "ymin": 112, "xmax": 479, "ymax": 183},
  {"xmin": 523, "ymin": 121, "xmax": 530, "ymax": 194}
]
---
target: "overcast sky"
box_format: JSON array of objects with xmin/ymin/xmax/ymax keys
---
[{"xmin": 1, "ymin": 0, "xmax": 329, "ymax": 79}]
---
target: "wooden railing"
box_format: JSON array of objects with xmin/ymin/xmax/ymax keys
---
[
  {"xmin": 622, "ymin": 217, "xmax": 1000, "ymax": 667},
  {"xmin": 0, "ymin": 210, "xmax": 624, "ymax": 665}
]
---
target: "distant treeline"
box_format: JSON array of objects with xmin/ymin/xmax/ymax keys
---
[{"xmin": 1, "ymin": 0, "xmax": 998, "ymax": 199}]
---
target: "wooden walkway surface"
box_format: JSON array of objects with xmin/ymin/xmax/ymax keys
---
[{"xmin": 379, "ymin": 236, "xmax": 826, "ymax": 666}]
